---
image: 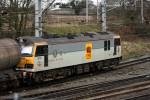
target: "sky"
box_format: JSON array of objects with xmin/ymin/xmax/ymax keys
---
[
  {"xmin": 54, "ymin": 0, "xmax": 101, "ymax": 5},
  {"xmin": 41, "ymin": 0, "xmax": 101, "ymax": 9}
]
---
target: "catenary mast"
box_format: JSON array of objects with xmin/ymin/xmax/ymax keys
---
[
  {"xmin": 35, "ymin": 0, "xmax": 55, "ymax": 37},
  {"xmin": 101, "ymin": 0, "xmax": 107, "ymax": 32},
  {"xmin": 35, "ymin": 0, "xmax": 42, "ymax": 37}
]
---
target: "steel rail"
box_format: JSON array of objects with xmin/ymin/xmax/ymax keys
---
[
  {"xmin": 82, "ymin": 80, "xmax": 150, "ymax": 100},
  {"xmin": 28, "ymin": 74, "xmax": 150, "ymax": 100}
]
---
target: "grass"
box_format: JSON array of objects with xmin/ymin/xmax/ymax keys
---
[
  {"xmin": 44, "ymin": 23, "xmax": 100, "ymax": 34},
  {"xmin": 122, "ymin": 38, "xmax": 150, "ymax": 60}
]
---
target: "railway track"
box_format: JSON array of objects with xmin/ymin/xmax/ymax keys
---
[
  {"xmin": 25, "ymin": 74, "xmax": 150, "ymax": 100},
  {"xmin": 0, "ymin": 55, "xmax": 150, "ymax": 99},
  {"xmin": 126, "ymin": 94, "xmax": 150, "ymax": 100},
  {"xmin": 82, "ymin": 77, "xmax": 150, "ymax": 100},
  {"xmin": 116, "ymin": 55, "xmax": 150, "ymax": 69}
]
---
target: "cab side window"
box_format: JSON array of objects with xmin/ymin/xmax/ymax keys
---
[
  {"xmin": 104, "ymin": 41, "xmax": 107, "ymax": 51},
  {"xmin": 104, "ymin": 40, "xmax": 110, "ymax": 51},
  {"xmin": 108, "ymin": 40, "xmax": 110, "ymax": 50},
  {"xmin": 35, "ymin": 45, "xmax": 48, "ymax": 56}
]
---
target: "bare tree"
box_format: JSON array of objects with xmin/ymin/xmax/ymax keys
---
[
  {"xmin": 0, "ymin": 0, "xmax": 33, "ymax": 37},
  {"xmin": 8, "ymin": 0, "xmax": 33, "ymax": 36}
]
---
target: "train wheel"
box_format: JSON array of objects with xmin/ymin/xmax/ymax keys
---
[
  {"xmin": 83, "ymin": 64, "xmax": 90, "ymax": 73},
  {"xmin": 90, "ymin": 63, "xmax": 96, "ymax": 73},
  {"xmin": 71, "ymin": 66, "xmax": 76, "ymax": 76},
  {"xmin": 96, "ymin": 62, "xmax": 103, "ymax": 71},
  {"xmin": 76, "ymin": 65, "xmax": 84, "ymax": 74},
  {"xmin": 33, "ymin": 73, "xmax": 43, "ymax": 83},
  {"xmin": 114, "ymin": 59, "xmax": 119, "ymax": 66},
  {"xmin": 102, "ymin": 60, "xmax": 111, "ymax": 70}
]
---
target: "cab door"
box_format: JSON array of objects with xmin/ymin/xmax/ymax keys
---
[
  {"xmin": 114, "ymin": 38, "xmax": 120, "ymax": 55},
  {"xmin": 104, "ymin": 40, "xmax": 111, "ymax": 55},
  {"xmin": 35, "ymin": 45, "xmax": 48, "ymax": 68}
]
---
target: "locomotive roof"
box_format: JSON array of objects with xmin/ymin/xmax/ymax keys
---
[
  {"xmin": 47, "ymin": 32, "xmax": 116, "ymax": 44},
  {"xmin": 20, "ymin": 32, "xmax": 118, "ymax": 45}
]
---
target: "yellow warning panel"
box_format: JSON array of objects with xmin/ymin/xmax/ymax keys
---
[{"xmin": 85, "ymin": 42, "xmax": 93, "ymax": 60}]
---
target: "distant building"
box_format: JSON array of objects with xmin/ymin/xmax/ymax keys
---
[
  {"xmin": 49, "ymin": 7, "xmax": 97, "ymax": 15},
  {"xmin": 49, "ymin": 8, "xmax": 75, "ymax": 15}
]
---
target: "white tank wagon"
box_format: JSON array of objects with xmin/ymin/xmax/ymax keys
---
[
  {"xmin": 0, "ymin": 39, "xmax": 21, "ymax": 70},
  {"xmin": 16, "ymin": 32, "xmax": 122, "ymax": 82}
]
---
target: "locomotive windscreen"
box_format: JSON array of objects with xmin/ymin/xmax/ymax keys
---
[{"xmin": 21, "ymin": 46, "xmax": 33, "ymax": 56}]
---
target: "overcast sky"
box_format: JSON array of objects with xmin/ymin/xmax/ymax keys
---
[{"xmin": 54, "ymin": 0, "xmax": 101, "ymax": 5}]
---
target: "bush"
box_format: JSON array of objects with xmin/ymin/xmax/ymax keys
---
[{"xmin": 134, "ymin": 24, "xmax": 150, "ymax": 34}]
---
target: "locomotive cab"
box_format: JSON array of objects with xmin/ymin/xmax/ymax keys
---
[
  {"xmin": 34, "ymin": 44, "xmax": 48, "ymax": 69},
  {"xmin": 16, "ymin": 42, "xmax": 48, "ymax": 72}
]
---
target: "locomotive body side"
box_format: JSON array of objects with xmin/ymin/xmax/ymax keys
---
[{"xmin": 33, "ymin": 37, "xmax": 121, "ymax": 72}]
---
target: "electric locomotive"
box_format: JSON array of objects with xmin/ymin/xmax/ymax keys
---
[{"xmin": 16, "ymin": 32, "xmax": 122, "ymax": 82}]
